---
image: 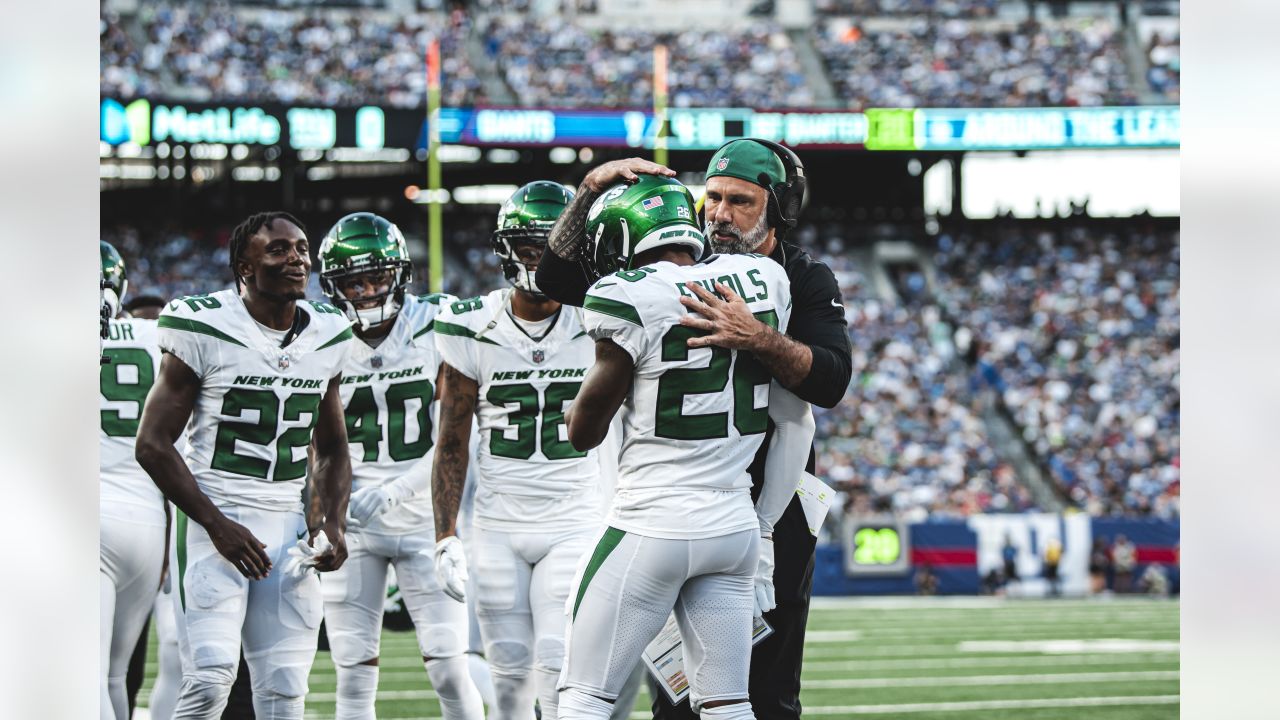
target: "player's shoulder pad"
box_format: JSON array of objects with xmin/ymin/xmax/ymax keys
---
[
  {"xmin": 157, "ymin": 289, "xmax": 248, "ymax": 346},
  {"xmin": 303, "ymin": 300, "xmax": 355, "ymax": 349},
  {"xmin": 403, "ymin": 292, "xmax": 456, "ymax": 343},
  {"xmin": 435, "ymin": 288, "xmax": 504, "ymax": 341},
  {"xmin": 583, "ymin": 271, "xmax": 646, "ymax": 328}
]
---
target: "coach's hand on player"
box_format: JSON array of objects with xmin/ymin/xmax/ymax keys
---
[
  {"xmin": 583, "ymin": 158, "xmax": 676, "ymax": 193},
  {"xmin": 311, "ymin": 520, "xmax": 348, "ymax": 572},
  {"xmin": 679, "ymin": 280, "xmax": 769, "ymax": 351},
  {"xmin": 209, "ymin": 516, "xmax": 273, "ymax": 580},
  {"xmin": 754, "ymin": 535, "xmax": 777, "ymax": 619},
  {"xmin": 434, "ymin": 535, "xmax": 469, "ymax": 602}
]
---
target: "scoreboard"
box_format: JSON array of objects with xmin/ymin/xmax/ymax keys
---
[{"xmin": 842, "ymin": 516, "xmax": 912, "ymax": 576}]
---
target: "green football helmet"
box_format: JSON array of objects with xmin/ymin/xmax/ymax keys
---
[
  {"xmin": 318, "ymin": 212, "xmax": 412, "ymax": 330},
  {"xmin": 583, "ymin": 176, "xmax": 707, "ymax": 279},
  {"xmin": 493, "ymin": 181, "xmax": 574, "ymax": 296},
  {"xmin": 101, "ymin": 240, "xmax": 127, "ymax": 319}
]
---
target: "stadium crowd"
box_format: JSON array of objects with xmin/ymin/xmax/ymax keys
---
[
  {"xmin": 800, "ymin": 229, "xmax": 1035, "ymax": 524},
  {"xmin": 108, "ymin": 2, "xmax": 484, "ymax": 108},
  {"xmin": 811, "ymin": 0, "xmax": 999, "ymax": 17},
  {"xmin": 483, "ymin": 17, "xmax": 814, "ymax": 108},
  {"xmin": 932, "ymin": 223, "xmax": 1180, "ymax": 518},
  {"xmin": 100, "ymin": 1, "xmax": 1172, "ymax": 111},
  {"xmin": 814, "ymin": 17, "xmax": 1138, "ymax": 109}
]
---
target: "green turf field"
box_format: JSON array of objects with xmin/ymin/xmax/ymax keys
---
[{"xmin": 135, "ymin": 596, "xmax": 1179, "ymax": 719}]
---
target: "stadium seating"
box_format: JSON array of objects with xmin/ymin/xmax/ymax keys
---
[
  {"xmin": 932, "ymin": 223, "xmax": 1180, "ymax": 518},
  {"xmin": 101, "ymin": 2, "xmax": 1171, "ymax": 110},
  {"xmin": 483, "ymin": 17, "xmax": 814, "ymax": 108},
  {"xmin": 813, "ymin": 16, "xmax": 1138, "ymax": 109},
  {"xmin": 111, "ymin": 3, "xmax": 483, "ymax": 108},
  {"xmin": 803, "ymin": 230, "xmax": 1035, "ymax": 524}
]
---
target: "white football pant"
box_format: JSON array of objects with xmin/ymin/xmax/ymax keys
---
[
  {"xmin": 169, "ymin": 506, "xmax": 321, "ymax": 720},
  {"xmin": 100, "ymin": 506, "xmax": 165, "ymax": 720},
  {"xmin": 149, "ymin": 581, "xmax": 182, "ymax": 720},
  {"xmin": 321, "ymin": 527, "xmax": 482, "ymax": 720},
  {"xmin": 559, "ymin": 528, "xmax": 758, "ymax": 714},
  {"xmin": 472, "ymin": 525, "xmax": 594, "ymax": 720}
]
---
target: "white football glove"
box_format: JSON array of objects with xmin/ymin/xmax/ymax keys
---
[
  {"xmin": 754, "ymin": 535, "xmax": 777, "ymax": 619},
  {"xmin": 281, "ymin": 532, "xmax": 333, "ymax": 580},
  {"xmin": 348, "ymin": 481, "xmax": 413, "ymax": 527},
  {"xmin": 434, "ymin": 536, "xmax": 469, "ymax": 602}
]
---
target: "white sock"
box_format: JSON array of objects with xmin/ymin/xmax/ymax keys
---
[
  {"xmin": 698, "ymin": 701, "xmax": 755, "ymax": 720},
  {"xmin": 534, "ymin": 666, "xmax": 560, "ymax": 720},
  {"xmin": 426, "ymin": 656, "xmax": 485, "ymax": 720},
  {"xmin": 334, "ymin": 664, "xmax": 379, "ymax": 720},
  {"xmin": 557, "ymin": 688, "xmax": 613, "ymax": 720},
  {"xmin": 467, "ymin": 651, "xmax": 496, "ymax": 708}
]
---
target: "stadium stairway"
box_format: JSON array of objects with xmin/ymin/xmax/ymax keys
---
[
  {"xmin": 465, "ymin": 22, "xmax": 516, "ymax": 106},
  {"xmin": 869, "ymin": 240, "xmax": 1066, "ymax": 512},
  {"xmin": 787, "ymin": 28, "xmax": 839, "ymax": 109},
  {"xmin": 1120, "ymin": 3, "xmax": 1163, "ymax": 105}
]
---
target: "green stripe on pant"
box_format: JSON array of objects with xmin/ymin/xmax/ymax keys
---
[
  {"xmin": 175, "ymin": 510, "xmax": 188, "ymax": 612},
  {"xmin": 573, "ymin": 527, "xmax": 625, "ymax": 619}
]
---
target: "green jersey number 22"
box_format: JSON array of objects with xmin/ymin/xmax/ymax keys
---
[{"xmin": 211, "ymin": 388, "xmax": 322, "ymax": 482}]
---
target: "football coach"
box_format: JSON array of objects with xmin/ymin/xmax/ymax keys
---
[{"xmin": 535, "ymin": 139, "xmax": 853, "ymax": 720}]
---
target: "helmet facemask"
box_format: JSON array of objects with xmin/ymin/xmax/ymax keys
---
[
  {"xmin": 492, "ymin": 229, "xmax": 548, "ymax": 299},
  {"xmin": 321, "ymin": 260, "xmax": 411, "ymax": 331}
]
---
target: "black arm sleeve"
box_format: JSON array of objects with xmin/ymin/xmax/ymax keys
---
[
  {"xmin": 785, "ymin": 259, "xmax": 853, "ymax": 408},
  {"xmin": 536, "ymin": 251, "xmax": 592, "ymax": 308}
]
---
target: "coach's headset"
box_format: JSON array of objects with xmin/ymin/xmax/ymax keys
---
[{"xmin": 697, "ymin": 138, "xmax": 807, "ymax": 232}]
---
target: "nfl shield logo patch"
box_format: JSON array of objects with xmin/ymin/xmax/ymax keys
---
[
  {"xmin": 371, "ymin": 355, "xmax": 383, "ymax": 369},
  {"xmin": 532, "ymin": 349, "xmax": 545, "ymax": 364},
  {"xmin": 716, "ymin": 157, "xmax": 729, "ymax": 170}
]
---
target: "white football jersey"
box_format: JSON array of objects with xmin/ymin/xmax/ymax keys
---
[
  {"xmin": 158, "ymin": 289, "xmax": 354, "ymax": 513},
  {"xmin": 337, "ymin": 293, "xmax": 453, "ymax": 534},
  {"xmin": 582, "ymin": 254, "xmax": 792, "ymax": 539},
  {"xmin": 434, "ymin": 288, "xmax": 603, "ymax": 532},
  {"xmin": 101, "ymin": 317, "xmax": 165, "ymax": 520}
]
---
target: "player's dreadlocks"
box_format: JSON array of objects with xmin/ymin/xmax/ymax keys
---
[{"xmin": 228, "ymin": 211, "xmax": 307, "ymax": 290}]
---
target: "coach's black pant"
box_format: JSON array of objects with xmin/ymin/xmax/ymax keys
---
[{"xmin": 649, "ymin": 498, "xmax": 816, "ymax": 720}]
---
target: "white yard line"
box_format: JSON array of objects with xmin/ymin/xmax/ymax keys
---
[
  {"xmin": 958, "ymin": 639, "xmax": 1180, "ymax": 654},
  {"xmin": 803, "ymin": 669, "xmax": 1178, "ymax": 689},
  {"xmin": 797, "ymin": 694, "xmax": 1180, "ymax": 715},
  {"xmin": 803, "ymin": 652, "xmax": 1178, "ymax": 672}
]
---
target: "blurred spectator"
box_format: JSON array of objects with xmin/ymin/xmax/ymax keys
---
[
  {"xmin": 1002, "ymin": 534, "xmax": 1018, "ymax": 585},
  {"xmin": 486, "ymin": 17, "xmax": 814, "ymax": 108},
  {"xmin": 1145, "ymin": 30, "xmax": 1179, "ymax": 102},
  {"xmin": 1088, "ymin": 537, "xmax": 1111, "ymax": 594},
  {"xmin": 915, "ymin": 565, "xmax": 939, "ymax": 595},
  {"xmin": 1139, "ymin": 563, "xmax": 1169, "ymax": 597},
  {"xmin": 934, "ymin": 223, "xmax": 1180, "ymax": 517},
  {"xmin": 1042, "ymin": 537, "xmax": 1061, "ymax": 596},
  {"xmin": 815, "ymin": 17, "xmax": 1138, "ymax": 109},
  {"xmin": 1112, "ymin": 533, "xmax": 1137, "ymax": 593}
]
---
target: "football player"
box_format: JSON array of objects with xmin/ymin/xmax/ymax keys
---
[
  {"xmin": 557, "ymin": 176, "xmax": 809, "ymax": 720},
  {"xmin": 100, "ymin": 241, "xmax": 166, "ymax": 720},
  {"xmin": 431, "ymin": 181, "xmax": 605, "ymax": 720},
  {"xmin": 135, "ymin": 211, "xmax": 354, "ymax": 719},
  {"xmin": 316, "ymin": 212, "xmax": 484, "ymax": 720}
]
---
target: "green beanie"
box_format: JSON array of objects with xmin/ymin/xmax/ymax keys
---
[{"xmin": 705, "ymin": 140, "xmax": 786, "ymax": 188}]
